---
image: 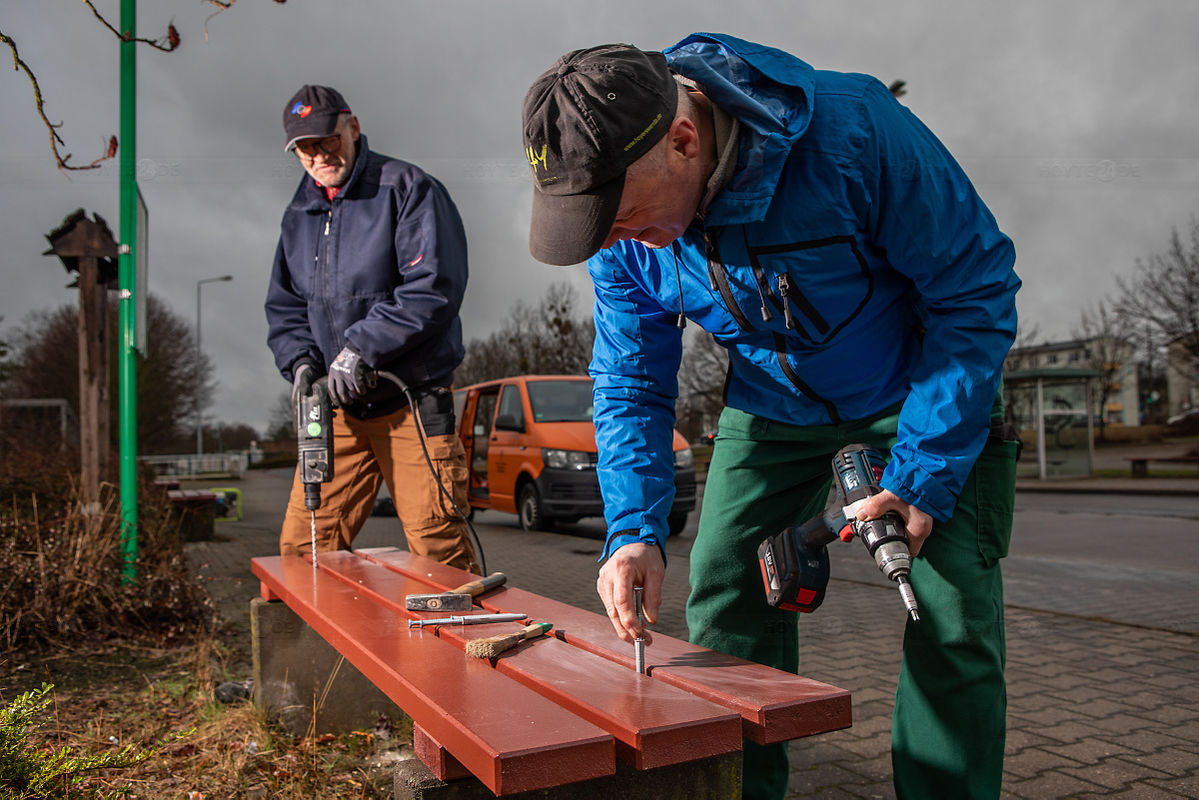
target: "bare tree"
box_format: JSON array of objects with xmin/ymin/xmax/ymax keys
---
[
  {"xmin": 675, "ymin": 330, "xmax": 728, "ymax": 442},
  {"xmin": 5, "ymin": 295, "xmax": 216, "ymax": 455},
  {"xmin": 1115, "ymin": 217, "xmax": 1199, "ymax": 384},
  {"xmin": 265, "ymin": 391, "xmax": 294, "ymax": 442},
  {"xmin": 1013, "ymin": 319, "xmax": 1042, "ymax": 352},
  {"xmin": 1073, "ymin": 300, "xmax": 1135, "ymax": 440},
  {"xmin": 456, "ymin": 282, "xmax": 595, "ymax": 386},
  {"xmin": 0, "ymin": 317, "xmax": 11, "ymax": 389},
  {"xmin": 4, "ymin": 0, "xmax": 283, "ymax": 171}
]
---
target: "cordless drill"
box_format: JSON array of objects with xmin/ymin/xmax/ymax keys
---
[
  {"xmin": 296, "ymin": 377, "xmax": 333, "ymax": 511},
  {"xmin": 757, "ymin": 443, "xmax": 921, "ymax": 621},
  {"xmin": 832, "ymin": 444, "xmax": 920, "ymax": 622}
]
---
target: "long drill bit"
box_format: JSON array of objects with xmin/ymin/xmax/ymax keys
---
[{"xmin": 633, "ymin": 586, "xmax": 646, "ymax": 674}]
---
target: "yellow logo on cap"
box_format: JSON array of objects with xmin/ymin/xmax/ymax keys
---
[
  {"xmin": 624, "ymin": 113, "xmax": 663, "ymax": 152},
  {"xmin": 526, "ymin": 144, "xmax": 548, "ymax": 173}
]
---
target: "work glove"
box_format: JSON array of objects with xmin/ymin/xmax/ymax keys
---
[
  {"xmin": 328, "ymin": 345, "xmax": 368, "ymax": 407},
  {"xmin": 289, "ymin": 358, "xmax": 318, "ymax": 410}
]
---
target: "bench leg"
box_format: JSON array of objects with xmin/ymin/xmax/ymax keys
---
[
  {"xmin": 1130, "ymin": 460, "xmax": 1148, "ymax": 478},
  {"xmin": 396, "ymin": 744, "xmax": 742, "ymax": 799},
  {"xmin": 250, "ymin": 597, "xmax": 406, "ymax": 737}
]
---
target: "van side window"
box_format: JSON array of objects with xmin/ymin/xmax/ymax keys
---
[{"xmin": 495, "ymin": 385, "xmax": 525, "ymax": 431}]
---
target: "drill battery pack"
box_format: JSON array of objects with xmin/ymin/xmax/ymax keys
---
[{"xmin": 757, "ymin": 523, "xmax": 831, "ymax": 613}]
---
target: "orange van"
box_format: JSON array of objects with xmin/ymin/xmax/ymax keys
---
[{"xmin": 453, "ymin": 374, "xmax": 696, "ymax": 534}]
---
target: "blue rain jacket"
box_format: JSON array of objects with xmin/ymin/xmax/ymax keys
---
[
  {"xmin": 266, "ymin": 135, "xmax": 468, "ymax": 418},
  {"xmin": 590, "ymin": 33, "xmax": 1019, "ymax": 557}
]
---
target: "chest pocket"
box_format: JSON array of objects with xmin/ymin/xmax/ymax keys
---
[{"xmin": 747, "ymin": 235, "xmax": 874, "ymax": 345}]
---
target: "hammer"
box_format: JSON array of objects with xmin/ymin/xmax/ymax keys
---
[{"xmin": 404, "ymin": 573, "xmax": 507, "ymax": 612}]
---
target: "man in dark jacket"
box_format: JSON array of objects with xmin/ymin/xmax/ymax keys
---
[
  {"xmin": 266, "ymin": 85, "xmax": 478, "ymax": 573},
  {"xmin": 522, "ymin": 37, "xmax": 1019, "ymax": 800}
]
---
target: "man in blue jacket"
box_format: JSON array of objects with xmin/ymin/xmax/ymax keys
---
[
  {"xmin": 522, "ymin": 36, "xmax": 1020, "ymax": 799},
  {"xmin": 266, "ymin": 85, "xmax": 478, "ymax": 573}
]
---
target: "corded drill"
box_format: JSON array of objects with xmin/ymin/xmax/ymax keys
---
[
  {"xmin": 758, "ymin": 443, "xmax": 921, "ymax": 621},
  {"xmin": 295, "ymin": 376, "xmax": 333, "ymax": 511}
]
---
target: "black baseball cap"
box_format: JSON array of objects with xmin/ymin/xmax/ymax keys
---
[
  {"xmin": 522, "ymin": 44, "xmax": 679, "ymax": 266},
  {"xmin": 283, "ymin": 85, "xmax": 352, "ymax": 152}
]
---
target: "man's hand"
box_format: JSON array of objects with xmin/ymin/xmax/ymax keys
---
[
  {"xmin": 290, "ymin": 358, "xmax": 317, "ymax": 411},
  {"xmin": 597, "ymin": 542, "xmax": 664, "ymax": 644},
  {"xmin": 328, "ymin": 346, "xmax": 367, "ymax": 407},
  {"xmin": 855, "ymin": 490, "xmax": 934, "ymax": 556}
]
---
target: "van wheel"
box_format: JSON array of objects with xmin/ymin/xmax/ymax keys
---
[
  {"xmin": 667, "ymin": 512, "xmax": 689, "ymax": 537},
  {"xmin": 519, "ymin": 485, "xmax": 553, "ymax": 532}
]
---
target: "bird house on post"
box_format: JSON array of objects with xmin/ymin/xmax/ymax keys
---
[{"xmin": 44, "ymin": 210, "xmax": 120, "ymax": 509}]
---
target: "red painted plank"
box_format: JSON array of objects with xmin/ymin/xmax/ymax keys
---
[
  {"xmin": 358, "ymin": 548, "xmax": 852, "ymax": 744},
  {"xmin": 251, "ymin": 555, "xmax": 613, "ymax": 795},
  {"xmin": 413, "ymin": 725, "xmax": 473, "ymax": 782},
  {"xmin": 315, "ymin": 550, "xmax": 743, "ymax": 770}
]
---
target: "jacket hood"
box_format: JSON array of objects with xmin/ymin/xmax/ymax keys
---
[{"xmin": 664, "ymin": 33, "xmax": 815, "ymax": 225}]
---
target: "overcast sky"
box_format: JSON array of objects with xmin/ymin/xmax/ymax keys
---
[{"xmin": 3, "ymin": 1, "xmax": 1196, "ymax": 434}]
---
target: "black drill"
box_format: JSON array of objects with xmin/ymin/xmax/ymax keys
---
[
  {"xmin": 758, "ymin": 443, "xmax": 921, "ymax": 621},
  {"xmin": 831, "ymin": 444, "xmax": 920, "ymax": 621},
  {"xmin": 295, "ymin": 377, "xmax": 333, "ymax": 511}
]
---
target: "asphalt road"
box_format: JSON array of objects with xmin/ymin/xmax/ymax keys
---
[{"xmin": 393, "ymin": 485, "xmax": 1199, "ymax": 637}]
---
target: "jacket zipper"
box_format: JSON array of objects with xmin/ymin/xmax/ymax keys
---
[
  {"xmin": 704, "ymin": 230, "xmax": 755, "ymax": 332},
  {"xmin": 776, "ymin": 274, "xmax": 796, "ymax": 330},
  {"xmin": 706, "ymin": 227, "xmax": 841, "ymax": 421},
  {"xmin": 776, "ymin": 272, "xmax": 832, "ymax": 337},
  {"xmin": 772, "ymin": 333, "xmax": 841, "ymax": 423}
]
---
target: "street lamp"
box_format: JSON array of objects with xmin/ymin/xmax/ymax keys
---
[{"xmin": 196, "ymin": 275, "xmax": 233, "ymax": 457}]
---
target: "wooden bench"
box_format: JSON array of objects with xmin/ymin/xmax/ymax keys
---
[
  {"xmin": 1125, "ymin": 455, "xmax": 1199, "ymax": 478},
  {"xmin": 250, "ymin": 547, "xmax": 851, "ymax": 797}
]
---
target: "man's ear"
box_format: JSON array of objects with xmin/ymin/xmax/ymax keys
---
[
  {"xmin": 348, "ymin": 115, "xmax": 361, "ymax": 141},
  {"xmin": 666, "ymin": 115, "xmax": 701, "ymax": 161}
]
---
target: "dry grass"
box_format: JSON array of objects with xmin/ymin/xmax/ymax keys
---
[
  {"xmin": 0, "ymin": 446, "xmax": 209, "ymax": 653},
  {"xmin": 1, "ymin": 449, "xmax": 411, "ymax": 798},
  {"xmin": 3, "ymin": 634, "xmax": 408, "ymax": 798}
]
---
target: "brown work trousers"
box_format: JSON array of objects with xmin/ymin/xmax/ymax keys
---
[{"xmin": 279, "ymin": 404, "xmax": 479, "ymax": 574}]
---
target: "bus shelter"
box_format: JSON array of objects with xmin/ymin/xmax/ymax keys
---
[{"xmin": 1003, "ymin": 367, "xmax": 1103, "ymax": 480}]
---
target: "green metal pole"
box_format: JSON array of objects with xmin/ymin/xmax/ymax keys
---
[{"xmin": 118, "ymin": 0, "xmax": 138, "ymax": 583}]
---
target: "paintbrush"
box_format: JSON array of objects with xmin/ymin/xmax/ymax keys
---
[{"xmin": 465, "ymin": 622, "xmax": 553, "ymax": 659}]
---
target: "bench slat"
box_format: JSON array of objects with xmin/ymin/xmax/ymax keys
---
[
  {"xmin": 315, "ymin": 550, "xmax": 743, "ymax": 770},
  {"xmin": 251, "ymin": 555, "xmax": 614, "ymax": 795},
  {"xmin": 357, "ymin": 548, "xmax": 852, "ymax": 744}
]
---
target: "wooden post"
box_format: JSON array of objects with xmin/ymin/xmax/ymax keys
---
[
  {"xmin": 76, "ymin": 255, "xmax": 110, "ymax": 506},
  {"xmin": 44, "ymin": 211, "xmax": 119, "ymax": 508}
]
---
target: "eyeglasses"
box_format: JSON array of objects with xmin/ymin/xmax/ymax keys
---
[{"xmin": 294, "ymin": 133, "xmax": 344, "ymax": 159}]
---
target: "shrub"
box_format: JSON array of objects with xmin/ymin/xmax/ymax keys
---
[
  {"xmin": 0, "ymin": 448, "xmax": 213, "ymax": 653},
  {"xmin": 0, "ymin": 683, "xmax": 187, "ymax": 799}
]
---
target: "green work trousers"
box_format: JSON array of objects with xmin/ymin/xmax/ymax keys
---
[{"xmin": 687, "ymin": 406, "xmax": 1016, "ymax": 800}]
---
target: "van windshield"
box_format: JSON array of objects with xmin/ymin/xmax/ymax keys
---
[{"xmin": 527, "ymin": 379, "xmax": 595, "ymax": 423}]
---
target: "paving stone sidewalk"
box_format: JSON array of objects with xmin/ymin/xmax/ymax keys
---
[{"xmin": 185, "ymin": 469, "xmax": 1199, "ymax": 799}]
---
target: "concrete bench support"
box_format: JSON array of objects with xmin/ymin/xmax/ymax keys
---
[{"xmin": 251, "ymin": 596, "xmax": 405, "ymax": 736}]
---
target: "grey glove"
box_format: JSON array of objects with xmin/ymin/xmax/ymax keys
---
[
  {"xmin": 328, "ymin": 345, "xmax": 368, "ymax": 407},
  {"xmin": 290, "ymin": 358, "xmax": 318, "ymax": 411}
]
